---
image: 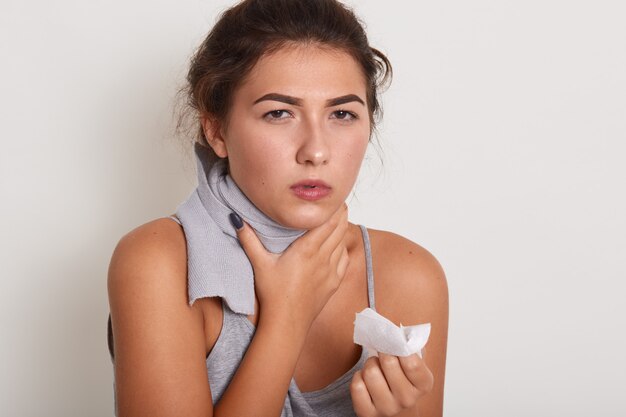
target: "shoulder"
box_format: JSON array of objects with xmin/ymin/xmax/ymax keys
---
[
  {"xmin": 111, "ymin": 216, "xmax": 186, "ymax": 262},
  {"xmin": 107, "ymin": 216, "xmax": 197, "ymax": 333},
  {"xmin": 108, "ymin": 217, "xmax": 188, "ymax": 303},
  {"xmin": 366, "ymin": 228, "xmax": 448, "ymax": 325}
]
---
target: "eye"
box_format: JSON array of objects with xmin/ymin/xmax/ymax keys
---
[
  {"xmin": 331, "ymin": 110, "xmax": 358, "ymax": 121},
  {"xmin": 263, "ymin": 109, "xmax": 292, "ymax": 121}
]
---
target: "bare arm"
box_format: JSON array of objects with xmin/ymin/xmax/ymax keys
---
[
  {"xmin": 108, "ymin": 205, "xmax": 349, "ymax": 417},
  {"xmin": 350, "ymin": 230, "xmax": 449, "ymax": 417},
  {"xmin": 108, "ymin": 219, "xmax": 212, "ymax": 417}
]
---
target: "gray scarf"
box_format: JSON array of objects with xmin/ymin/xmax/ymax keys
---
[{"xmin": 174, "ymin": 143, "xmax": 305, "ymax": 315}]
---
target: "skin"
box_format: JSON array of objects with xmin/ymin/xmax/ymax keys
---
[
  {"xmin": 108, "ymin": 44, "xmax": 448, "ymax": 417},
  {"xmin": 204, "ymin": 44, "xmax": 371, "ymax": 230}
]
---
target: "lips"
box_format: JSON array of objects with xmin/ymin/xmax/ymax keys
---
[{"xmin": 290, "ymin": 180, "xmax": 332, "ymax": 201}]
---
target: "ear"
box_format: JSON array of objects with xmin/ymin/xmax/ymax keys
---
[{"xmin": 201, "ymin": 115, "xmax": 228, "ymax": 158}]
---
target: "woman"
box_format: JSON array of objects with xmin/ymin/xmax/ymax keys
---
[{"xmin": 107, "ymin": 0, "xmax": 448, "ymax": 416}]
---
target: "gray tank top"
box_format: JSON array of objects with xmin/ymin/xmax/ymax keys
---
[{"xmin": 169, "ymin": 215, "xmax": 376, "ymax": 416}]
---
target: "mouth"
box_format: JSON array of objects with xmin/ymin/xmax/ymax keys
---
[{"xmin": 290, "ymin": 180, "xmax": 332, "ymax": 201}]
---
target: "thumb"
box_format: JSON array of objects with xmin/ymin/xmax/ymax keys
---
[{"xmin": 229, "ymin": 212, "xmax": 268, "ymax": 265}]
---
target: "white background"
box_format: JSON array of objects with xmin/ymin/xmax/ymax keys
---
[{"xmin": 1, "ymin": 0, "xmax": 625, "ymax": 416}]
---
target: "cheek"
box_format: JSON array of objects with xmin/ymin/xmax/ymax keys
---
[
  {"xmin": 228, "ymin": 134, "xmax": 290, "ymax": 191},
  {"xmin": 330, "ymin": 136, "xmax": 369, "ymax": 196},
  {"xmin": 340, "ymin": 133, "xmax": 369, "ymax": 172}
]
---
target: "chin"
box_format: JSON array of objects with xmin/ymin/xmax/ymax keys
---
[{"xmin": 272, "ymin": 205, "xmax": 335, "ymax": 230}]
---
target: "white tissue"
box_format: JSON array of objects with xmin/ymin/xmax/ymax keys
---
[{"xmin": 353, "ymin": 308, "xmax": 431, "ymax": 358}]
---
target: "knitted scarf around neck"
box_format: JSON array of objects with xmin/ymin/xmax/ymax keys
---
[{"xmin": 174, "ymin": 143, "xmax": 305, "ymax": 315}]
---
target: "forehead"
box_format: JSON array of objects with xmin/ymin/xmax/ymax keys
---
[{"xmin": 236, "ymin": 44, "xmax": 367, "ymax": 101}]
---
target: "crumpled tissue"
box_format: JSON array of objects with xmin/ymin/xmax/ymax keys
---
[{"xmin": 353, "ymin": 308, "xmax": 431, "ymax": 358}]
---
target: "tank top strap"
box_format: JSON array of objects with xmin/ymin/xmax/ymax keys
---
[{"xmin": 358, "ymin": 224, "xmax": 376, "ymax": 311}]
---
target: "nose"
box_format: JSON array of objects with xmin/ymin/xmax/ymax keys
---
[{"xmin": 295, "ymin": 120, "xmax": 330, "ymax": 166}]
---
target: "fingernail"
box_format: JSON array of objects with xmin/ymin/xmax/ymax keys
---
[{"xmin": 229, "ymin": 212, "xmax": 243, "ymax": 230}]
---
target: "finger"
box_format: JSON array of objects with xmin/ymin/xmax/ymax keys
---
[
  {"xmin": 229, "ymin": 213, "xmax": 269, "ymax": 265},
  {"xmin": 398, "ymin": 353, "xmax": 434, "ymax": 394},
  {"xmin": 328, "ymin": 231, "xmax": 347, "ymax": 266},
  {"xmin": 350, "ymin": 370, "xmax": 376, "ymax": 417},
  {"xmin": 319, "ymin": 205, "xmax": 349, "ymax": 255},
  {"xmin": 336, "ymin": 246, "xmax": 350, "ymax": 278},
  {"xmin": 377, "ymin": 352, "xmax": 419, "ymax": 409},
  {"xmin": 327, "ymin": 244, "xmax": 349, "ymax": 289},
  {"xmin": 298, "ymin": 203, "xmax": 347, "ymax": 248},
  {"xmin": 361, "ymin": 356, "xmax": 400, "ymax": 416}
]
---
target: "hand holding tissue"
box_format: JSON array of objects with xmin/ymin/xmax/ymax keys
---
[{"xmin": 353, "ymin": 308, "xmax": 431, "ymax": 358}]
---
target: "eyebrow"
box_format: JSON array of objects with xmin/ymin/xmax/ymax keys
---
[
  {"xmin": 253, "ymin": 93, "xmax": 365, "ymax": 107},
  {"xmin": 327, "ymin": 94, "xmax": 365, "ymax": 107}
]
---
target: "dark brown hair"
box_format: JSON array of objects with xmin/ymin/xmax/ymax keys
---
[{"xmin": 178, "ymin": 0, "xmax": 392, "ymax": 148}]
